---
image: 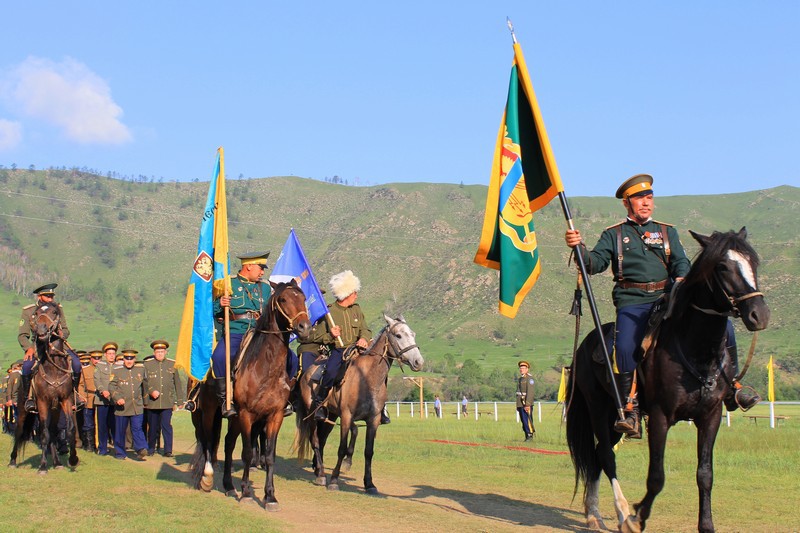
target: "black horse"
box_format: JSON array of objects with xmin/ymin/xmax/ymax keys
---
[
  {"xmin": 566, "ymin": 228, "xmax": 770, "ymax": 532},
  {"xmin": 9, "ymin": 303, "xmax": 80, "ymax": 472}
]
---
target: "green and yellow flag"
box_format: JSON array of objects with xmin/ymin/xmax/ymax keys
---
[
  {"xmin": 557, "ymin": 367, "xmax": 568, "ymax": 403},
  {"xmin": 767, "ymin": 355, "xmax": 775, "ymax": 402},
  {"xmin": 474, "ymin": 42, "xmax": 564, "ymax": 318}
]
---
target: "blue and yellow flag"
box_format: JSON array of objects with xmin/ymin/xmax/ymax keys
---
[
  {"xmin": 474, "ymin": 42, "xmax": 564, "ymax": 318},
  {"xmin": 175, "ymin": 148, "xmax": 231, "ymax": 381}
]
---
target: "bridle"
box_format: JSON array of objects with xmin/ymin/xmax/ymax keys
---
[
  {"xmin": 257, "ymin": 284, "xmax": 309, "ymax": 335},
  {"xmin": 372, "ymin": 322, "xmax": 419, "ymax": 368},
  {"xmin": 691, "ymin": 261, "xmax": 763, "ymax": 319}
]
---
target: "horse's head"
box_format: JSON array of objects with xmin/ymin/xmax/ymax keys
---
[
  {"xmin": 30, "ymin": 302, "xmax": 63, "ymax": 341},
  {"xmin": 689, "ymin": 227, "xmax": 770, "ymax": 331},
  {"xmin": 383, "ymin": 313, "xmax": 424, "ymax": 371},
  {"xmin": 268, "ymin": 279, "xmax": 312, "ymax": 339}
]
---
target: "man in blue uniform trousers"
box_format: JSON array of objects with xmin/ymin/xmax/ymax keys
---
[
  {"xmin": 143, "ymin": 340, "xmax": 185, "ymax": 457},
  {"xmin": 110, "ymin": 349, "xmax": 148, "ymax": 460}
]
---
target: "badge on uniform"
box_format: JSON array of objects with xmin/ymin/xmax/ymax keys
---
[
  {"xmin": 623, "ymin": 236, "xmax": 630, "ymax": 244},
  {"xmin": 642, "ymin": 231, "xmax": 664, "ymax": 246},
  {"xmin": 529, "ymin": 378, "xmax": 534, "ymax": 385}
]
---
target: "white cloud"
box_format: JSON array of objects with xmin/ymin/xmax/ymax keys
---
[
  {"xmin": 0, "ymin": 119, "xmax": 22, "ymax": 150},
  {"xmin": 4, "ymin": 56, "xmax": 132, "ymax": 145}
]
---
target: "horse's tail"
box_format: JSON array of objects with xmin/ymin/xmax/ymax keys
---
[
  {"xmin": 565, "ymin": 355, "xmax": 597, "ymax": 503},
  {"xmin": 291, "ymin": 396, "xmax": 311, "ymax": 462}
]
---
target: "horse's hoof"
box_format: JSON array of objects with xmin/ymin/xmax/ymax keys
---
[
  {"xmin": 38, "ymin": 470, "xmax": 48, "ymax": 476},
  {"xmin": 327, "ymin": 483, "xmax": 339, "ymax": 491},
  {"xmin": 199, "ymin": 478, "xmax": 214, "ymax": 492},
  {"xmin": 225, "ymin": 490, "xmax": 239, "ymax": 499},
  {"xmin": 54, "ymin": 465, "xmax": 64, "ymax": 470},
  {"xmin": 69, "ymin": 456, "xmax": 79, "ymax": 467},
  {"xmin": 586, "ymin": 515, "xmax": 606, "ymax": 531},
  {"xmin": 264, "ymin": 502, "xmax": 280, "ymax": 512},
  {"xmin": 314, "ymin": 476, "xmax": 327, "ymax": 486},
  {"xmin": 239, "ymin": 497, "xmax": 258, "ymax": 506},
  {"xmin": 621, "ymin": 515, "xmax": 641, "ymax": 533},
  {"xmin": 342, "ymin": 458, "xmax": 352, "ymax": 472},
  {"xmin": 8, "ymin": 463, "xmax": 17, "ymax": 469},
  {"xmin": 365, "ymin": 486, "xmax": 379, "ymax": 496}
]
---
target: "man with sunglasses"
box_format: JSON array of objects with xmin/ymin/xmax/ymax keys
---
[{"xmin": 211, "ymin": 251, "xmax": 271, "ymax": 418}]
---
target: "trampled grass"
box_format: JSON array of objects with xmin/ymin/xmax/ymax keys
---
[{"xmin": 1, "ymin": 402, "xmax": 798, "ymax": 532}]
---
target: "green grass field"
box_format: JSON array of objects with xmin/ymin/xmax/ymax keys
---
[{"xmin": 1, "ymin": 401, "xmax": 798, "ymax": 532}]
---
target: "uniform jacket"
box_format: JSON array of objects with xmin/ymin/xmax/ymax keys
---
[
  {"xmin": 576, "ymin": 218, "xmax": 691, "ymax": 308},
  {"xmin": 78, "ymin": 365, "xmax": 97, "ymax": 409},
  {"xmin": 143, "ymin": 357, "xmax": 185, "ymax": 409},
  {"xmin": 18, "ymin": 302, "xmax": 70, "ymax": 352},
  {"xmin": 213, "ymin": 274, "xmax": 272, "ymax": 334},
  {"xmin": 94, "ymin": 360, "xmax": 117, "ymax": 407},
  {"xmin": 6, "ymin": 371, "xmax": 21, "ymax": 404},
  {"xmin": 308, "ymin": 301, "xmax": 372, "ymax": 348},
  {"xmin": 110, "ymin": 364, "xmax": 145, "ymax": 416},
  {"xmin": 516, "ymin": 373, "xmax": 535, "ymax": 408}
]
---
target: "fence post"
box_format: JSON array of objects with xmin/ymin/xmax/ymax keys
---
[
  {"xmin": 457, "ymin": 403, "xmax": 460, "ymax": 420},
  {"xmin": 424, "ymin": 402, "xmax": 429, "ymax": 419},
  {"xmin": 537, "ymin": 401, "xmax": 542, "ymax": 423},
  {"xmin": 410, "ymin": 402, "xmax": 414, "ymax": 418},
  {"xmin": 396, "ymin": 401, "xmax": 400, "ymax": 418},
  {"xmin": 726, "ymin": 410, "xmax": 731, "ymax": 427},
  {"xmin": 494, "ymin": 402, "xmax": 498, "ymax": 421},
  {"xmin": 474, "ymin": 402, "xmax": 478, "ymax": 420}
]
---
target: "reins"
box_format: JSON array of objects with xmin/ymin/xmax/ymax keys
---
[{"xmin": 255, "ymin": 285, "xmax": 309, "ymax": 335}]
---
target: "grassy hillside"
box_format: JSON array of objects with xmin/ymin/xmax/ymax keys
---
[{"xmin": 1, "ymin": 167, "xmax": 798, "ymax": 397}]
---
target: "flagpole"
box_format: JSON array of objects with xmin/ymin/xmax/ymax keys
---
[
  {"xmin": 219, "ymin": 148, "xmax": 233, "ymax": 414},
  {"xmin": 506, "ymin": 18, "xmax": 625, "ymax": 421}
]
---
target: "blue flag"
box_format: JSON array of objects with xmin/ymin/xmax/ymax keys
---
[{"xmin": 269, "ymin": 229, "xmax": 327, "ymax": 326}]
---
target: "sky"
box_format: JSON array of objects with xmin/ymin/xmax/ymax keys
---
[{"xmin": 1, "ymin": 2, "xmax": 798, "ymax": 197}]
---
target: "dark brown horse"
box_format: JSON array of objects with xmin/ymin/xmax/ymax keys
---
[
  {"xmin": 566, "ymin": 228, "xmax": 770, "ymax": 532},
  {"xmin": 9, "ymin": 303, "xmax": 79, "ymax": 472},
  {"xmin": 191, "ymin": 280, "xmax": 310, "ymax": 511},
  {"xmin": 293, "ymin": 314, "xmax": 423, "ymax": 493}
]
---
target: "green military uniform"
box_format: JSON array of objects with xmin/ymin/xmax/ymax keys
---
[
  {"xmin": 110, "ymin": 352, "xmax": 148, "ymax": 458},
  {"xmin": 213, "ymin": 273, "xmax": 271, "ymax": 335},
  {"xmin": 144, "ymin": 357, "xmax": 185, "ymax": 409},
  {"xmin": 18, "ymin": 303, "xmax": 70, "ymax": 352},
  {"xmin": 94, "ymin": 359, "xmax": 115, "ymax": 407},
  {"xmin": 516, "ymin": 372, "xmax": 535, "ymax": 409},
  {"xmin": 308, "ymin": 301, "xmax": 372, "ymax": 348}
]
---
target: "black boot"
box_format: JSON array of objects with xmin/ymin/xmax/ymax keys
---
[
  {"xmin": 612, "ymin": 372, "xmax": 641, "ymax": 439},
  {"xmin": 21, "ymin": 374, "xmax": 36, "ymax": 413},
  {"xmin": 73, "ymin": 373, "xmax": 85, "ymax": 410},
  {"xmin": 312, "ymin": 385, "xmax": 330, "ymax": 422},
  {"xmin": 215, "ymin": 378, "xmax": 237, "ymax": 418},
  {"xmin": 380, "ymin": 406, "xmax": 391, "ymax": 425},
  {"xmin": 723, "ymin": 345, "xmax": 761, "ymax": 412}
]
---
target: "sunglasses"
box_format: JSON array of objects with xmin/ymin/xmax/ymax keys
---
[{"xmin": 123, "ymin": 356, "xmax": 136, "ymax": 360}]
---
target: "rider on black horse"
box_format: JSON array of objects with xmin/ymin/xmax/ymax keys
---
[
  {"xmin": 17, "ymin": 283, "xmax": 84, "ymax": 413},
  {"xmin": 565, "ymin": 174, "xmax": 760, "ymax": 438}
]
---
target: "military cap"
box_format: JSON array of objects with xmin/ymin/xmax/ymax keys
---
[
  {"xmin": 238, "ymin": 251, "xmax": 270, "ymax": 266},
  {"xmin": 150, "ymin": 340, "xmax": 170, "ymax": 350},
  {"xmin": 121, "ymin": 349, "xmax": 139, "ymax": 358},
  {"xmin": 77, "ymin": 351, "xmax": 90, "ymax": 363},
  {"xmin": 33, "ymin": 283, "xmax": 58, "ymax": 296},
  {"xmin": 89, "ymin": 350, "xmax": 103, "ymax": 358},
  {"xmin": 102, "ymin": 342, "xmax": 119, "ymax": 352},
  {"xmin": 115, "ymin": 354, "xmax": 124, "ymax": 362},
  {"xmin": 616, "ymin": 174, "xmax": 654, "ymax": 199},
  {"xmin": 330, "ymin": 270, "xmax": 360, "ymax": 300},
  {"xmin": 518, "ymin": 360, "xmax": 530, "ymax": 368}
]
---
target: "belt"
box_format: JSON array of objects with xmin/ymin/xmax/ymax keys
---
[
  {"xmin": 217, "ymin": 311, "xmax": 261, "ymax": 323},
  {"xmin": 617, "ymin": 279, "xmax": 667, "ymax": 292}
]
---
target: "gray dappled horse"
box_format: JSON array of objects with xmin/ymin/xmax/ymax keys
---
[{"xmin": 293, "ymin": 314, "xmax": 424, "ymax": 493}]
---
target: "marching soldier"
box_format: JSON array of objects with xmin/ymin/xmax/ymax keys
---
[
  {"xmin": 211, "ymin": 251, "xmax": 272, "ymax": 418},
  {"xmin": 17, "ymin": 283, "xmax": 83, "ymax": 412},
  {"xmin": 143, "ymin": 340, "xmax": 185, "ymax": 457},
  {"xmin": 515, "ymin": 361, "xmax": 536, "ymax": 441},
  {"xmin": 78, "ymin": 350, "xmax": 101, "ymax": 452},
  {"xmin": 110, "ymin": 349, "xmax": 148, "ymax": 460},
  {"xmin": 94, "ymin": 342, "xmax": 119, "ymax": 456}
]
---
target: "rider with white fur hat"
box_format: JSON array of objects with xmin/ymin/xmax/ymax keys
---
[{"xmin": 308, "ymin": 270, "xmax": 373, "ymax": 422}]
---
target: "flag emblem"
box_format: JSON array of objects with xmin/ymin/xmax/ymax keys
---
[{"xmin": 193, "ymin": 251, "xmax": 214, "ymax": 281}]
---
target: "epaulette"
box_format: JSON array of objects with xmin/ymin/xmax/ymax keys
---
[
  {"xmin": 652, "ymin": 220, "xmax": 675, "ymax": 227},
  {"xmin": 166, "ymin": 358, "xmax": 175, "ymax": 362},
  {"xmin": 23, "ymin": 304, "xmax": 35, "ymax": 310},
  {"xmin": 605, "ymin": 220, "xmax": 626, "ymax": 231}
]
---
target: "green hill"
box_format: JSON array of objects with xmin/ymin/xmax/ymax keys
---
[{"xmin": 1, "ymin": 167, "xmax": 798, "ymax": 398}]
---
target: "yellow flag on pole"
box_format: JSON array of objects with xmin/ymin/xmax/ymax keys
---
[
  {"xmin": 557, "ymin": 367, "xmax": 567, "ymax": 403},
  {"xmin": 767, "ymin": 355, "xmax": 775, "ymax": 402}
]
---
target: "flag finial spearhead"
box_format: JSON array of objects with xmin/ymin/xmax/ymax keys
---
[{"xmin": 506, "ymin": 17, "xmax": 517, "ymax": 44}]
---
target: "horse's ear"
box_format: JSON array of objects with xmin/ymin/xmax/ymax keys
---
[
  {"xmin": 738, "ymin": 226, "xmax": 748, "ymax": 240},
  {"xmin": 689, "ymin": 230, "xmax": 711, "ymax": 248},
  {"xmin": 383, "ymin": 312, "xmax": 395, "ymax": 326},
  {"xmin": 397, "ymin": 313, "xmax": 406, "ymax": 323},
  {"xmin": 270, "ymin": 280, "xmax": 278, "ymax": 289}
]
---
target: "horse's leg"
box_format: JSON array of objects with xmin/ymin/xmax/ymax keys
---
[
  {"xmin": 328, "ymin": 414, "xmax": 353, "ymax": 491},
  {"xmin": 589, "ymin": 402, "xmax": 627, "ymax": 529},
  {"xmin": 8, "ymin": 409, "xmax": 26, "ymax": 467},
  {"xmin": 38, "ymin": 408, "xmax": 52, "ymax": 473},
  {"xmin": 627, "ymin": 409, "xmax": 670, "ymax": 533},
  {"xmin": 237, "ymin": 412, "xmax": 256, "ymax": 501},
  {"xmin": 362, "ymin": 418, "xmax": 380, "ymax": 494},
  {"xmin": 223, "ymin": 417, "xmax": 242, "ymax": 499},
  {"xmin": 696, "ymin": 410, "xmax": 722, "ymax": 533},
  {"xmin": 311, "ymin": 420, "xmax": 331, "ymax": 486},
  {"xmin": 341, "ymin": 425, "xmax": 358, "ymax": 473},
  {"xmin": 262, "ymin": 414, "xmax": 284, "ymax": 511},
  {"xmin": 64, "ymin": 401, "xmax": 79, "ymax": 468}
]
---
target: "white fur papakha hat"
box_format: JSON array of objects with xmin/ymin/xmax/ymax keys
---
[{"xmin": 329, "ymin": 270, "xmax": 361, "ymax": 300}]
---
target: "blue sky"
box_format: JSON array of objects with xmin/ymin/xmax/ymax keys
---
[{"xmin": 1, "ymin": 2, "xmax": 797, "ymax": 196}]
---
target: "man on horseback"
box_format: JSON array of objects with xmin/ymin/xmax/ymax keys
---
[
  {"xmin": 211, "ymin": 251, "xmax": 271, "ymax": 418},
  {"xmin": 565, "ymin": 174, "xmax": 760, "ymax": 438},
  {"xmin": 307, "ymin": 270, "xmax": 374, "ymax": 422},
  {"xmin": 17, "ymin": 283, "xmax": 83, "ymax": 413}
]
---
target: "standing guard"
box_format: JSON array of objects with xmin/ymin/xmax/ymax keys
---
[{"xmin": 143, "ymin": 340, "xmax": 185, "ymax": 457}]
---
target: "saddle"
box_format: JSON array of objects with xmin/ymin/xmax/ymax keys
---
[{"xmin": 309, "ymin": 345, "xmax": 361, "ymax": 391}]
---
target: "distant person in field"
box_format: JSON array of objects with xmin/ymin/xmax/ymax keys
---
[
  {"xmin": 565, "ymin": 173, "xmax": 760, "ymax": 439},
  {"xmin": 434, "ymin": 394, "xmax": 442, "ymax": 418},
  {"xmin": 17, "ymin": 283, "xmax": 83, "ymax": 413},
  {"xmin": 307, "ymin": 270, "xmax": 379, "ymax": 422},
  {"xmin": 461, "ymin": 395, "xmax": 468, "ymax": 415},
  {"xmin": 515, "ymin": 361, "xmax": 535, "ymax": 441}
]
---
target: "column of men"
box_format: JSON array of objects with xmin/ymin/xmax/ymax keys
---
[{"xmin": 74, "ymin": 340, "xmax": 186, "ymax": 460}]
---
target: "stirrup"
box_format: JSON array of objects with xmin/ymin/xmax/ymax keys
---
[
  {"xmin": 734, "ymin": 385, "xmax": 761, "ymax": 412},
  {"xmin": 613, "ymin": 412, "xmax": 641, "ymax": 439}
]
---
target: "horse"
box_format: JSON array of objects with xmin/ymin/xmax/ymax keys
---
[
  {"xmin": 190, "ymin": 279, "xmax": 311, "ymax": 511},
  {"xmin": 566, "ymin": 228, "xmax": 770, "ymax": 532},
  {"xmin": 9, "ymin": 302, "xmax": 80, "ymax": 472},
  {"xmin": 293, "ymin": 313, "xmax": 424, "ymax": 493}
]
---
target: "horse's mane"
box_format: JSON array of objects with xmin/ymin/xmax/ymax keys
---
[
  {"xmin": 672, "ymin": 229, "xmax": 759, "ymax": 319},
  {"xmin": 236, "ymin": 286, "xmax": 286, "ymax": 372}
]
